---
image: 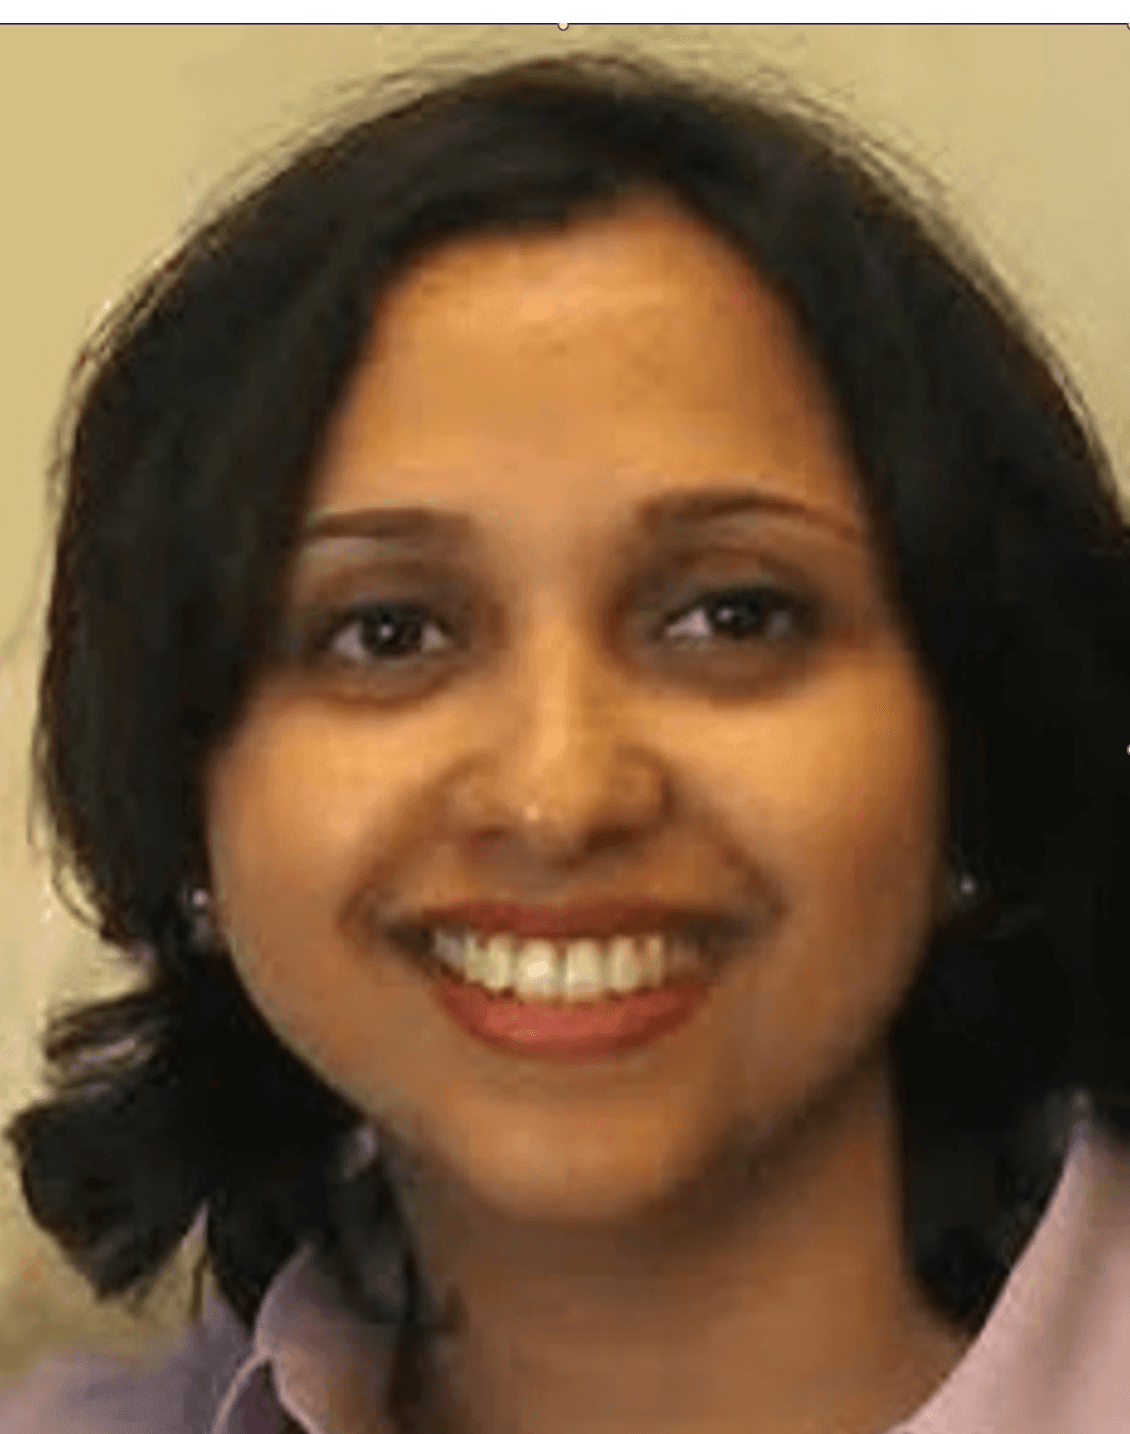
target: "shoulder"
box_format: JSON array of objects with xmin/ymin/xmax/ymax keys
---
[
  {"xmin": 1051, "ymin": 1123, "xmax": 1130, "ymax": 1433},
  {"xmin": 0, "ymin": 1294, "xmax": 253, "ymax": 1434},
  {"xmin": 912, "ymin": 1116, "xmax": 1130, "ymax": 1434}
]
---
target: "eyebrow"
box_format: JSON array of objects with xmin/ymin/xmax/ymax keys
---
[{"xmin": 299, "ymin": 485, "xmax": 867, "ymax": 548}]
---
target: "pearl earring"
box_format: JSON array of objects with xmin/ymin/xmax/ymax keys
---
[
  {"xmin": 948, "ymin": 864, "xmax": 981, "ymax": 914},
  {"xmin": 185, "ymin": 884, "xmax": 219, "ymax": 947}
]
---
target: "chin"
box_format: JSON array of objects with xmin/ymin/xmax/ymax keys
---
[{"xmin": 437, "ymin": 1114, "xmax": 720, "ymax": 1230}]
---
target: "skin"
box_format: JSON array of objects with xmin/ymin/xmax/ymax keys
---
[{"xmin": 204, "ymin": 194, "xmax": 974, "ymax": 1434}]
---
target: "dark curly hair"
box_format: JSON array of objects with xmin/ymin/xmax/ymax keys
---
[{"xmin": 6, "ymin": 49, "xmax": 1129, "ymax": 1430}]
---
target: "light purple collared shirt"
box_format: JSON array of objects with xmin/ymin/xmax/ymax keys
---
[{"xmin": 2, "ymin": 1113, "xmax": 1127, "ymax": 1433}]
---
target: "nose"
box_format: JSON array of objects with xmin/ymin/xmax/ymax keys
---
[{"xmin": 447, "ymin": 614, "xmax": 667, "ymax": 869}]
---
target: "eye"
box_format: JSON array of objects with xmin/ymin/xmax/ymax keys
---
[
  {"xmin": 300, "ymin": 583, "xmax": 819, "ymax": 676},
  {"xmin": 660, "ymin": 585, "xmax": 818, "ymax": 650},
  {"xmin": 312, "ymin": 601, "xmax": 453, "ymax": 667}
]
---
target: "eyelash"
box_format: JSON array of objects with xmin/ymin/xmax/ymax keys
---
[{"xmin": 305, "ymin": 585, "xmax": 820, "ymax": 673}]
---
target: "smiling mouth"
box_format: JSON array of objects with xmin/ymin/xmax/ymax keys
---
[
  {"xmin": 390, "ymin": 923, "xmax": 730, "ymax": 1003},
  {"xmin": 387, "ymin": 923, "xmax": 728, "ymax": 1060},
  {"xmin": 435, "ymin": 923, "xmax": 714, "ymax": 992}
]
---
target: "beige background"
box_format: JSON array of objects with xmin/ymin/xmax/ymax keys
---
[{"xmin": 1, "ymin": 24, "xmax": 1127, "ymax": 1386}]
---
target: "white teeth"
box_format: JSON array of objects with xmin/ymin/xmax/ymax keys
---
[
  {"xmin": 483, "ymin": 935, "xmax": 513, "ymax": 992},
  {"xmin": 639, "ymin": 934, "xmax": 665, "ymax": 987},
  {"xmin": 562, "ymin": 940, "xmax": 606, "ymax": 1004},
  {"xmin": 513, "ymin": 940, "xmax": 561, "ymax": 1002},
  {"xmin": 606, "ymin": 937, "xmax": 643, "ymax": 992},
  {"xmin": 428, "ymin": 930, "xmax": 705, "ymax": 1001},
  {"xmin": 462, "ymin": 933, "xmax": 493, "ymax": 986}
]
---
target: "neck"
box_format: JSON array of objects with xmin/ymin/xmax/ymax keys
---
[{"xmin": 386, "ymin": 1053, "xmax": 972, "ymax": 1434}]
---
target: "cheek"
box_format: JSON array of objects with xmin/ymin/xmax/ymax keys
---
[
  {"xmin": 208, "ymin": 708, "xmax": 401, "ymax": 912},
  {"xmin": 204, "ymin": 723, "xmax": 434, "ymax": 1108},
  {"xmin": 203, "ymin": 703, "xmax": 455, "ymax": 1073},
  {"xmin": 681, "ymin": 654, "xmax": 943, "ymax": 1010},
  {"xmin": 736, "ymin": 661, "xmax": 942, "ymax": 1041},
  {"xmin": 665, "ymin": 664, "xmax": 942, "ymax": 1132},
  {"xmin": 204, "ymin": 725, "xmax": 373, "ymax": 1047},
  {"xmin": 687, "ymin": 659, "xmax": 939, "ymax": 864}
]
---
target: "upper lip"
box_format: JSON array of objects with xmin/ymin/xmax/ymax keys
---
[{"xmin": 402, "ymin": 899, "xmax": 745, "ymax": 942}]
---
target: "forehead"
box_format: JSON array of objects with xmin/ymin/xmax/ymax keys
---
[{"xmin": 304, "ymin": 197, "xmax": 873, "ymax": 547}]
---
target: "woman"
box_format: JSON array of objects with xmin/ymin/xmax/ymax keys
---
[{"xmin": 2, "ymin": 50, "xmax": 1128, "ymax": 1434}]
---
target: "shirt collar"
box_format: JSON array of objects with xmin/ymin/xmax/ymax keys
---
[
  {"xmin": 897, "ymin": 1110, "xmax": 1129, "ymax": 1434},
  {"xmin": 210, "ymin": 1239, "xmax": 398, "ymax": 1434}
]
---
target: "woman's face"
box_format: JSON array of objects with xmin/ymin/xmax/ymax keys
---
[{"xmin": 204, "ymin": 196, "xmax": 951, "ymax": 1228}]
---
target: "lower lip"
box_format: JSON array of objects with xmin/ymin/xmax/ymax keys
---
[{"xmin": 432, "ymin": 973, "xmax": 713, "ymax": 1060}]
